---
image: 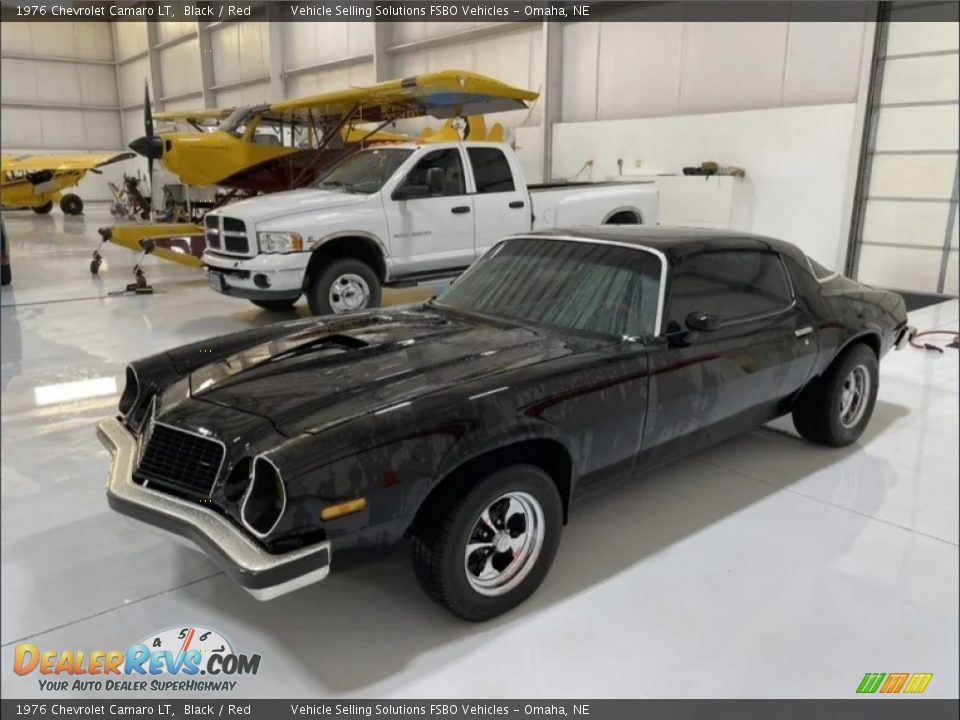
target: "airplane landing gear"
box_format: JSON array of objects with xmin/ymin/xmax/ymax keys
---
[
  {"xmin": 60, "ymin": 193, "xmax": 84, "ymax": 215},
  {"xmin": 91, "ymin": 227, "xmax": 110, "ymax": 275},
  {"xmin": 124, "ymin": 240, "xmax": 155, "ymax": 294}
]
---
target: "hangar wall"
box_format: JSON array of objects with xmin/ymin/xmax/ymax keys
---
[{"xmin": 4, "ymin": 18, "xmax": 877, "ymax": 273}]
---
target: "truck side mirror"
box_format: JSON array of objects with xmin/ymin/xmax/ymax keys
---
[
  {"xmin": 426, "ymin": 167, "xmax": 445, "ymax": 195},
  {"xmin": 685, "ymin": 312, "xmax": 721, "ymax": 332}
]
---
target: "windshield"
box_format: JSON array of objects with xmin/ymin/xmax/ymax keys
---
[
  {"xmin": 313, "ymin": 149, "xmax": 413, "ymax": 194},
  {"xmin": 438, "ymin": 237, "xmax": 663, "ymax": 339}
]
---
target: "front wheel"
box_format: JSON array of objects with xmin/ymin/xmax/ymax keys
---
[
  {"xmin": 32, "ymin": 201, "xmax": 53, "ymax": 215},
  {"xmin": 410, "ymin": 464, "xmax": 563, "ymax": 622},
  {"xmin": 792, "ymin": 343, "xmax": 879, "ymax": 447},
  {"xmin": 250, "ymin": 297, "xmax": 299, "ymax": 311},
  {"xmin": 60, "ymin": 193, "xmax": 84, "ymax": 215},
  {"xmin": 306, "ymin": 258, "xmax": 381, "ymax": 316}
]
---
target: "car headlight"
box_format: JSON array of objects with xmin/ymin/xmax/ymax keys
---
[{"xmin": 257, "ymin": 232, "xmax": 303, "ymax": 253}]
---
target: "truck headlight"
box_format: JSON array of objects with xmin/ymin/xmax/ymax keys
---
[{"xmin": 258, "ymin": 232, "xmax": 303, "ymax": 253}]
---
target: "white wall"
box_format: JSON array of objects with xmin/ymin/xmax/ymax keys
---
[{"xmin": 1, "ymin": 21, "xmax": 125, "ymax": 200}]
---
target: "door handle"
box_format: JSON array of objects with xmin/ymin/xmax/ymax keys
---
[
  {"xmin": 794, "ymin": 327, "xmax": 813, "ymax": 338},
  {"xmin": 451, "ymin": 206, "xmax": 470, "ymax": 214},
  {"xmin": 509, "ymin": 200, "xmax": 525, "ymax": 209}
]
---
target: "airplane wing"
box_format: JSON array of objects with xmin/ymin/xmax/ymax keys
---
[
  {"xmin": 263, "ymin": 69, "xmax": 539, "ymax": 125},
  {"xmin": 153, "ymin": 107, "xmax": 235, "ymax": 124},
  {"xmin": 1, "ymin": 151, "xmax": 136, "ymax": 173}
]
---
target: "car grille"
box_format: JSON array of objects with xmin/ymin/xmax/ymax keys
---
[
  {"xmin": 137, "ymin": 422, "xmax": 225, "ymax": 498},
  {"xmin": 203, "ymin": 215, "xmax": 249, "ymax": 255}
]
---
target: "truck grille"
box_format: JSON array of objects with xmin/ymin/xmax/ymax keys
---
[
  {"xmin": 136, "ymin": 421, "xmax": 225, "ymax": 498},
  {"xmin": 203, "ymin": 215, "xmax": 250, "ymax": 255}
]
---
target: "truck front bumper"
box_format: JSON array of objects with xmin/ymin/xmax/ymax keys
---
[
  {"xmin": 203, "ymin": 251, "xmax": 306, "ymax": 301},
  {"xmin": 97, "ymin": 417, "xmax": 331, "ymax": 601}
]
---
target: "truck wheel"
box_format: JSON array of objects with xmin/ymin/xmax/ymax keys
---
[
  {"xmin": 60, "ymin": 193, "xmax": 84, "ymax": 215},
  {"xmin": 306, "ymin": 258, "xmax": 381, "ymax": 316},
  {"xmin": 32, "ymin": 201, "xmax": 53, "ymax": 215},
  {"xmin": 250, "ymin": 297, "xmax": 299, "ymax": 311},
  {"xmin": 792, "ymin": 343, "xmax": 879, "ymax": 447},
  {"xmin": 409, "ymin": 464, "xmax": 563, "ymax": 622}
]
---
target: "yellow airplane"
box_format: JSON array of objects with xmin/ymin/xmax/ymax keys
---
[
  {"xmin": 98, "ymin": 70, "xmax": 536, "ymax": 284},
  {"xmin": 1, "ymin": 152, "xmax": 134, "ymax": 215}
]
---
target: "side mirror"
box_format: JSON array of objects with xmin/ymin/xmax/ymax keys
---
[
  {"xmin": 426, "ymin": 167, "xmax": 445, "ymax": 194},
  {"xmin": 685, "ymin": 311, "xmax": 721, "ymax": 332}
]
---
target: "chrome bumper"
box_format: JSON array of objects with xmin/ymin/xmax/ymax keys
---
[
  {"xmin": 97, "ymin": 417, "xmax": 330, "ymax": 601},
  {"xmin": 895, "ymin": 325, "xmax": 918, "ymax": 351}
]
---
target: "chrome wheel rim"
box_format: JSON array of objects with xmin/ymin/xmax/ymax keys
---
[
  {"xmin": 328, "ymin": 273, "xmax": 370, "ymax": 313},
  {"xmin": 839, "ymin": 365, "xmax": 871, "ymax": 429},
  {"xmin": 464, "ymin": 491, "xmax": 545, "ymax": 597}
]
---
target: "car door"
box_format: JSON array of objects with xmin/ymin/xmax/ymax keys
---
[
  {"xmin": 466, "ymin": 146, "xmax": 530, "ymax": 257},
  {"xmin": 638, "ymin": 248, "xmax": 818, "ymax": 469},
  {"xmin": 384, "ymin": 147, "xmax": 474, "ymax": 276}
]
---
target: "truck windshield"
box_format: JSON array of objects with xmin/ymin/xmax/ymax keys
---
[
  {"xmin": 313, "ymin": 149, "xmax": 413, "ymax": 194},
  {"xmin": 437, "ymin": 237, "xmax": 663, "ymax": 339}
]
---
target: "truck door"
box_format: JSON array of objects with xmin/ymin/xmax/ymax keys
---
[
  {"xmin": 466, "ymin": 146, "xmax": 530, "ymax": 257},
  {"xmin": 384, "ymin": 147, "xmax": 475, "ymax": 276}
]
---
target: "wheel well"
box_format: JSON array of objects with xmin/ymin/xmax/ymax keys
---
[
  {"xmin": 603, "ymin": 209, "xmax": 642, "ymax": 225},
  {"xmin": 306, "ymin": 236, "xmax": 386, "ymax": 283},
  {"xmin": 843, "ymin": 332, "xmax": 881, "ymax": 359},
  {"xmin": 412, "ymin": 439, "xmax": 574, "ymax": 531}
]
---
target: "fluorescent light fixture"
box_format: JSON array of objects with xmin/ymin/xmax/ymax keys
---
[{"xmin": 34, "ymin": 377, "xmax": 118, "ymax": 406}]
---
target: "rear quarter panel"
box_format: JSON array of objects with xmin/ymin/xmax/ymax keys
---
[{"xmin": 531, "ymin": 183, "xmax": 659, "ymax": 229}]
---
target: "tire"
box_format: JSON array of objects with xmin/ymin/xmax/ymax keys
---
[
  {"xmin": 306, "ymin": 257, "xmax": 381, "ymax": 316},
  {"xmin": 410, "ymin": 464, "xmax": 563, "ymax": 622},
  {"xmin": 32, "ymin": 201, "xmax": 53, "ymax": 215},
  {"xmin": 792, "ymin": 342, "xmax": 879, "ymax": 447},
  {"xmin": 250, "ymin": 297, "xmax": 299, "ymax": 311},
  {"xmin": 59, "ymin": 193, "xmax": 83, "ymax": 215}
]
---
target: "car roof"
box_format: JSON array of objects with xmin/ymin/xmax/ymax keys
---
[{"xmin": 519, "ymin": 226, "xmax": 805, "ymax": 264}]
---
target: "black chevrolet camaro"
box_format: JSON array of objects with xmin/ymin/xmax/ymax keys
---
[{"xmin": 99, "ymin": 227, "xmax": 915, "ymax": 621}]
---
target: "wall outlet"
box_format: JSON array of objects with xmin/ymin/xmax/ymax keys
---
[{"xmin": 634, "ymin": 159, "xmax": 643, "ymax": 168}]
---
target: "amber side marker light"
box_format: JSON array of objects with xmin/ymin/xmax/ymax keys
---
[{"xmin": 320, "ymin": 497, "xmax": 367, "ymax": 521}]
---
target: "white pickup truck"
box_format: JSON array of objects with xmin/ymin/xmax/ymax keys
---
[{"xmin": 202, "ymin": 141, "xmax": 658, "ymax": 315}]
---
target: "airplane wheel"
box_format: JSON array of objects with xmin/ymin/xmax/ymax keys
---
[
  {"xmin": 60, "ymin": 193, "xmax": 84, "ymax": 215},
  {"xmin": 32, "ymin": 201, "xmax": 53, "ymax": 215},
  {"xmin": 90, "ymin": 257, "xmax": 102, "ymax": 275}
]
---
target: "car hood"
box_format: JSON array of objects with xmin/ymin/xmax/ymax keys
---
[
  {"xmin": 213, "ymin": 188, "xmax": 368, "ymax": 225},
  {"xmin": 188, "ymin": 306, "xmax": 597, "ymax": 437}
]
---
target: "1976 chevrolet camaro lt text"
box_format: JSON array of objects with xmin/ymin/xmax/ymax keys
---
[{"xmin": 99, "ymin": 227, "xmax": 915, "ymax": 621}]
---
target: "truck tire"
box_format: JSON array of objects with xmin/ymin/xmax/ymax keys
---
[
  {"xmin": 250, "ymin": 298, "xmax": 299, "ymax": 311},
  {"xmin": 792, "ymin": 343, "xmax": 879, "ymax": 447},
  {"xmin": 306, "ymin": 258, "xmax": 381, "ymax": 316},
  {"xmin": 410, "ymin": 464, "xmax": 563, "ymax": 622}
]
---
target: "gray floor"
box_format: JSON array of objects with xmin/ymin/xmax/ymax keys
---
[{"xmin": 2, "ymin": 205, "xmax": 958, "ymax": 698}]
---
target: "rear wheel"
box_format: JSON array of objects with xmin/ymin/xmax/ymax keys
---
[
  {"xmin": 250, "ymin": 297, "xmax": 299, "ymax": 311},
  {"xmin": 60, "ymin": 193, "xmax": 83, "ymax": 215},
  {"xmin": 32, "ymin": 201, "xmax": 53, "ymax": 215},
  {"xmin": 792, "ymin": 343, "xmax": 879, "ymax": 447},
  {"xmin": 410, "ymin": 464, "xmax": 563, "ymax": 622},
  {"xmin": 306, "ymin": 258, "xmax": 380, "ymax": 316}
]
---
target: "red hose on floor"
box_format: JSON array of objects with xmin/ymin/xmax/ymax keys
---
[{"xmin": 909, "ymin": 330, "xmax": 960, "ymax": 352}]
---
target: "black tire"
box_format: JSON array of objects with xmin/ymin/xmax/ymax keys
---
[
  {"xmin": 792, "ymin": 343, "xmax": 879, "ymax": 447},
  {"xmin": 306, "ymin": 257, "xmax": 381, "ymax": 316},
  {"xmin": 60, "ymin": 193, "xmax": 83, "ymax": 215},
  {"xmin": 250, "ymin": 297, "xmax": 299, "ymax": 311},
  {"xmin": 89, "ymin": 258, "xmax": 101, "ymax": 275},
  {"xmin": 410, "ymin": 464, "xmax": 563, "ymax": 622},
  {"xmin": 32, "ymin": 201, "xmax": 53, "ymax": 215}
]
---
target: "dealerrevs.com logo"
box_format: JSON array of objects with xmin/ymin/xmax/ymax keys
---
[{"xmin": 14, "ymin": 626, "xmax": 261, "ymax": 692}]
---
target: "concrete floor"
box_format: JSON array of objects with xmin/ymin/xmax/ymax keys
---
[{"xmin": 2, "ymin": 205, "xmax": 957, "ymax": 699}]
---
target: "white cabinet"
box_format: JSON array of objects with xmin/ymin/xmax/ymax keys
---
[{"xmin": 654, "ymin": 175, "xmax": 752, "ymax": 231}]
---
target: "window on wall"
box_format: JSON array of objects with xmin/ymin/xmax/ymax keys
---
[
  {"xmin": 667, "ymin": 250, "xmax": 793, "ymax": 328},
  {"xmin": 467, "ymin": 148, "xmax": 516, "ymax": 193},
  {"xmin": 849, "ymin": 5, "xmax": 960, "ymax": 295}
]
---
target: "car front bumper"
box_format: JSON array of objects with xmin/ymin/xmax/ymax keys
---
[
  {"xmin": 97, "ymin": 417, "xmax": 330, "ymax": 601},
  {"xmin": 202, "ymin": 251, "xmax": 306, "ymax": 301}
]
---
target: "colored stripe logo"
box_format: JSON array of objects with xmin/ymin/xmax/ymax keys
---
[{"xmin": 857, "ymin": 672, "xmax": 932, "ymax": 694}]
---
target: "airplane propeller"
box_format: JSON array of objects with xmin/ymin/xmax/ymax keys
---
[{"xmin": 127, "ymin": 82, "xmax": 163, "ymax": 217}]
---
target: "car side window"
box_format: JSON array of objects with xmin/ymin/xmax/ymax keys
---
[
  {"xmin": 467, "ymin": 148, "xmax": 516, "ymax": 193},
  {"xmin": 667, "ymin": 250, "xmax": 792, "ymax": 329},
  {"xmin": 398, "ymin": 149, "xmax": 465, "ymax": 197}
]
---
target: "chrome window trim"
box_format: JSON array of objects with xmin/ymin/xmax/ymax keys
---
[
  {"xmin": 504, "ymin": 234, "xmax": 669, "ymax": 337},
  {"xmin": 240, "ymin": 454, "xmax": 287, "ymax": 539}
]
